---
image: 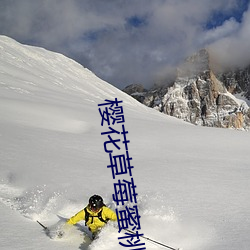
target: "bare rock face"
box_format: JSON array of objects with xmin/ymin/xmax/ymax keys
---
[
  {"xmin": 218, "ymin": 66, "xmax": 250, "ymax": 99},
  {"xmin": 123, "ymin": 84, "xmax": 147, "ymax": 103},
  {"xmin": 161, "ymin": 49, "xmax": 249, "ymax": 129},
  {"xmin": 123, "ymin": 49, "xmax": 250, "ymax": 130}
]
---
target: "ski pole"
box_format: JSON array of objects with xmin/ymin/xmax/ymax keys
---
[
  {"xmin": 124, "ymin": 229, "xmax": 181, "ymax": 250},
  {"xmin": 37, "ymin": 220, "xmax": 48, "ymax": 230}
]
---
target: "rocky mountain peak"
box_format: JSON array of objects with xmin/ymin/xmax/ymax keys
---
[
  {"xmin": 177, "ymin": 49, "xmax": 210, "ymax": 78},
  {"xmin": 123, "ymin": 49, "xmax": 250, "ymax": 130}
]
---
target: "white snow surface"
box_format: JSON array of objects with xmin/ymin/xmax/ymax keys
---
[{"xmin": 0, "ymin": 35, "xmax": 250, "ymax": 250}]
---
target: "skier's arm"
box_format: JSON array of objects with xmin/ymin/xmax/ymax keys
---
[
  {"xmin": 67, "ymin": 209, "xmax": 85, "ymax": 225},
  {"xmin": 104, "ymin": 207, "xmax": 117, "ymax": 221}
]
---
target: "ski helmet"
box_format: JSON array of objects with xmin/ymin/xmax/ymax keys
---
[{"xmin": 89, "ymin": 195, "xmax": 104, "ymax": 210}]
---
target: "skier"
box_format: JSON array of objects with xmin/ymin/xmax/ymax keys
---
[{"xmin": 66, "ymin": 194, "xmax": 117, "ymax": 239}]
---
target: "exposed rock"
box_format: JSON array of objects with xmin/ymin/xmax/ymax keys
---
[
  {"xmin": 123, "ymin": 84, "xmax": 147, "ymax": 103},
  {"xmin": 217, "ymin": 66, "xmax": 250, "ymax": 99},
  {"xmin": 123, "ymin": 49, "xmax": 250, "ymax": 130}
]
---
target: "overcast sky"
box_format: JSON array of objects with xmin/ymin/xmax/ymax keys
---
[{"xmin": 0, "ymin": 0, "xmax": 249, "ymax": 89}]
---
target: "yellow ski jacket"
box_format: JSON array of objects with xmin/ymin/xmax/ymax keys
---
[{"xmin": 67, "ymin": 206, "xmax": 117, "ymax": 233}]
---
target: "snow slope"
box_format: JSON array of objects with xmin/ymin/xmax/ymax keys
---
[{"xmin": 0, "ymin": 35, "xmax": 250, "ymax": 250}]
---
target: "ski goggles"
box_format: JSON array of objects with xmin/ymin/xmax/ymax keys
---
[{"xmin": 90, "ymin": 204, "xmax": 101, "ymax": 212}]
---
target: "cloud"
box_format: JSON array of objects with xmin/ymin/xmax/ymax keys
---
[
  {"xmin": 209, "ymin": 4, "xmax": 250, "ymax": 69},
  {"xmin": 200, "ymin": 18, "xmax": 240, "ymax": 45},
  {"xmin": 0, "ymin": 0, "xmax": 249, "ymax": 89}
]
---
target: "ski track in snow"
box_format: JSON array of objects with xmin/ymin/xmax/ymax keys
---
[
  {"xmin": 0, "ymin": 181, "xmax": 62, "ymax": 221},
  {"xmin": 0, "ymin": 181, "xmax": 97, "ymax": 249},
  {"xmin": 0, "ymin": 179, "xmax": 213, "ymax": 250}
]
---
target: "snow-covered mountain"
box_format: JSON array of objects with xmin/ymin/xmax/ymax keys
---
[
  {"xmin": 217, "ymin": 65, "xmax": 250, "ymax": 100},
  {"xmin": 124, "ymin": 49, "xmax": 250, "ymax": 130},
  {"xmin": 1, "ymin": 36, "xmax": 250, "ymax": 250}
]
